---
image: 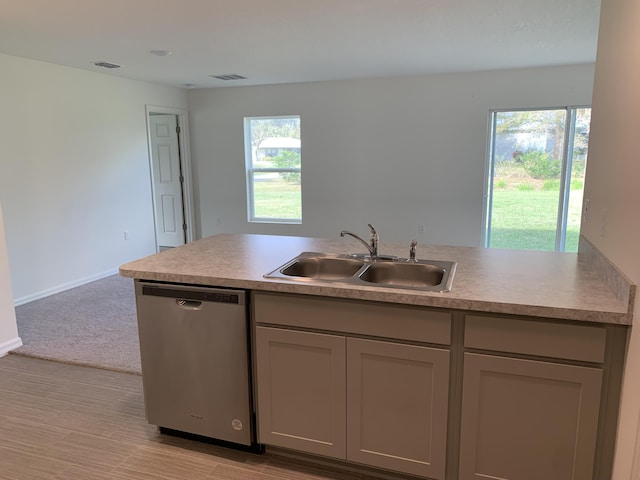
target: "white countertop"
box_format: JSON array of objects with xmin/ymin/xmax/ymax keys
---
[{"xmin": 119, "ymin": 233, "xmax": 634, "ymax": 325}]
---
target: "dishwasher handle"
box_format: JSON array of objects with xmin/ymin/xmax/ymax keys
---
[{"xmin": 176, "ymin": 299, "xmax": 203, "ymax": 310}]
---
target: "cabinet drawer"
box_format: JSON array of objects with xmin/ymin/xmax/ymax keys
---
[
  {"xmin": 254, "ymin": 292, "xmax": 451, "ymax": 345},
  {"xmin": 464, "ymin": 315, "xmax": 607, "ymax": 363}
]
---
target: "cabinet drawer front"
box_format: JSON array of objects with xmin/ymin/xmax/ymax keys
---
[
  {"xmin": 464, "ymin": 315, "xmax": 606, "ymax": 363},
  {"xmin": 254, "ymin": 292, "xmax": 451, "ymax": 345}
]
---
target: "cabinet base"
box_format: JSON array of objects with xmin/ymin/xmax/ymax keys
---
[
  {"xmin": 265, "ymin": 446, "xmax": 434, "ymax": 480},
  {"xmin": 158, "ymin": 426, "xmax": 264, "ymax": 454}
]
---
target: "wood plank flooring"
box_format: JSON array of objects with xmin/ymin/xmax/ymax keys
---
[{"xmin": 0, "ymin": 355, "xmax": 394, "ymax": 480}]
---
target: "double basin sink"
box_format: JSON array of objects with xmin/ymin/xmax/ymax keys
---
[{"xmin": 264, "ymin": 252, "xmax": 456, "ymax": 292}]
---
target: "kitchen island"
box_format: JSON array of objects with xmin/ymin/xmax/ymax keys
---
[{"xmin": 120, "ymin": 233, "xmax": 635, "ymax": 480}]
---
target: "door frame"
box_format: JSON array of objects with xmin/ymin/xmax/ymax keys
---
[{"xmin": 145, "ymin": 105, "xmax": 196, "ymax": 250}]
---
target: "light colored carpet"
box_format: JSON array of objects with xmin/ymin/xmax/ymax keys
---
[{"xmin": 13, "ymin": 274, "xmax": 141, "ymax": 374}]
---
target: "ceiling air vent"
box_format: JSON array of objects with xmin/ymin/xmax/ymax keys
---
[
  {"xmin": 209, "ymin": 74, "xmax": 247, "ymax": 81},
  {"xmin": 94, "ymin": 61, "xmax": 121, "ymax": 69}
]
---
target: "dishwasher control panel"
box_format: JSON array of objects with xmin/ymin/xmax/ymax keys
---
[{"xmin": 141, "ymin": 285, "xmax": 244, "ymax": 304}]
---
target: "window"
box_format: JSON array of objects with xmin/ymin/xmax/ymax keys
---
[
  {"xmin": 244, "ymin": 116, "xmax": 301, "ymax": 223},
  {"xmin": 484, "ymin": 107, "xmax": 591, "ymax": 252}
]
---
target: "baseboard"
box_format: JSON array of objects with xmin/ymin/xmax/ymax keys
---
[
  {"xmin": 13, "ymin": 268, "xmax": 119, "ymax": 306},
  {"xmin": 0, "ymin": 337, "xmax": 23, "ymax": 357}
]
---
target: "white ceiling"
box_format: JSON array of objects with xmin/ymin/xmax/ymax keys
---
[{"xmin": 0, "ymin": 0, "xmax": 601, "ymax": 89}]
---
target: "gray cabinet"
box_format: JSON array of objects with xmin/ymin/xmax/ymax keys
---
[
  {"xmin": 253, "ymin": 294, "xmax": 622, "ymax": 480},
  {"xmin": 459, "ymin": 314, "xmax": 607, "ymax": 480},
  {"xmin": 255, "ymin": 326, "xmax": 450, "ymax": 478},
  {"xmin": 347, "ymin": 338, "xmax": 449, "ymax": 479},
  {"xmin": 255, "ymin": 326, "xmax": 346, "ymax": 459},
  {"xmin": 459, "ymin": 353, "xmax": 602, "ymax": 480},
  {"xmin": 253, "ymin": 293, "xmax": 452, "ymax": 478}
]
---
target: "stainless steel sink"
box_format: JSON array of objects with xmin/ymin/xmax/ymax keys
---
[
  {"xmin": 264, "ymin": 252, "xmax": 456, "ymax": 292},
  {"xmin": 280, "ymin": 255, "xmax": 365, "ymax": 280},
  {"xmin": 358, "ymin": 261, "xmax": 448, "ymax": 288}
]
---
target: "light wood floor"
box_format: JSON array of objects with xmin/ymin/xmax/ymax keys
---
[{"xmin": 0, "ymin": 354, "xmax": 389, "ymax": 480}]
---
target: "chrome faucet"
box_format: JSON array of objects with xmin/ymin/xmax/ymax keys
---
[{"xmin": 340, "ymin": 223, "xmax": 379, "ymax": 259}]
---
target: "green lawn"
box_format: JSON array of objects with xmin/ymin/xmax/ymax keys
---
[
  {"xmin": 253, "ymin": 178, "xmax": 301, "ymax": 219},
  {"xmin": 490, "ymin": 189, "xmax": 583, "ymax": 251}
]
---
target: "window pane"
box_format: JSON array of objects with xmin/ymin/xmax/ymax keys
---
[
  {"xmin": 564, "ymin": 108, "xmax": 590, "ymax": 252},
  {"xmin": 489, "ymin": 110, "xmax": 566, "ymax": 251},
  {"xmin": 245, "ymin": 116, "xmax": 301, "ymax": 222},
  {"xmin": 253, "ymin": 174, "xmax": 302, "ymax": 220}
]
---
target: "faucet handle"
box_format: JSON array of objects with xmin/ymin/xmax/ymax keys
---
[
  {"xmin": 367, "ymin": 224, "xmax": 378, "ymax": 255},
  {"xmin": 367, "ymin": 223, "xmax": 377, "ymax": 241},
  {"xmin": 408, "ymin": 239, "xmax": 418, "ymax": 262}
]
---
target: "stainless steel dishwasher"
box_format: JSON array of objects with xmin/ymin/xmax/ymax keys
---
[{"xmin": 134, "ymin": 280, "xmax": 257, "ymax": 449}]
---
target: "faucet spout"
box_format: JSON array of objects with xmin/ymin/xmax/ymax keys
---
[
  {"xmin": 340, "ymin": 230, "xmax": 373, "ymax": 256},
  {"xmin": 340, "ymin": 224, "xmax": 379, "ymax": 259}
]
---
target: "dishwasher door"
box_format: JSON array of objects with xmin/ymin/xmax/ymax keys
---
[{"xmin": 135, "ymin": 281, "xmax": 254, "ymax": 446}]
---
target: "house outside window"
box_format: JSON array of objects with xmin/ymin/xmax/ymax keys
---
[
  {"xmin": 244, "ymin": 116, "xmax": 301, "ymax": 223},
  {"xmin": 483, "ymin": 107, "xmax": 591, "ymax": 252}
]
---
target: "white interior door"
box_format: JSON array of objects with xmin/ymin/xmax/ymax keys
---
[{"xmin": 149, "ymin": 114, "xmax": 185, "ymax": 249}]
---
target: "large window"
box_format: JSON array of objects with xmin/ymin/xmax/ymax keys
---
[
  {"xmin": 244, "ymin": 116, "xmax": 301, "ymax": 223},
  {"xmin": 484, "ymin": 107, "xmax": 591, "ymax": 252}
]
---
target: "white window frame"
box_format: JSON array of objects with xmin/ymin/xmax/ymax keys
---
[
  {"xmin": 482, "ymin": 105, "xmax": 590, "ymax": 252},
  {"xmin": 243, "ymin": 115, "xmax": 302, "ymax": 224}
]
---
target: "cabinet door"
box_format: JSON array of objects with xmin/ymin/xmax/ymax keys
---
[
  {"xmin": 347, "ymin": 338, "xmax": 450, "ymax": 479},
  {"xmin": 459, "ymin": 353, "xmax": 603, "ymax": 480},
  {"xmin": 255, "ymin": 326, "xmax": 346, "ymax": 459}
]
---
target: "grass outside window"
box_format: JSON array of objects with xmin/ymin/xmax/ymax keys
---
[
  {"xmin": 490, "ymin": 188, "xmax": 583, "ymax": 251},
  {"xmin": 253, "ymin": 179, "xmax": 301, "ymax": 220}
]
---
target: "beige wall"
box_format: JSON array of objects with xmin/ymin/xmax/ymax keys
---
[
  {"xmin": 0, "ymin": 53, "xmax": 188, "ymax": 302},
  {"xmin": 188, "ymin": 64, "xmax": 595, "ymax": 246},
  {"xmin": 582, "ymin": 0, "xmax": 640, "ymax": 477},
  {"xmin": 0, "ymin": 202, "xmax": 20, "ymax": 356}
]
